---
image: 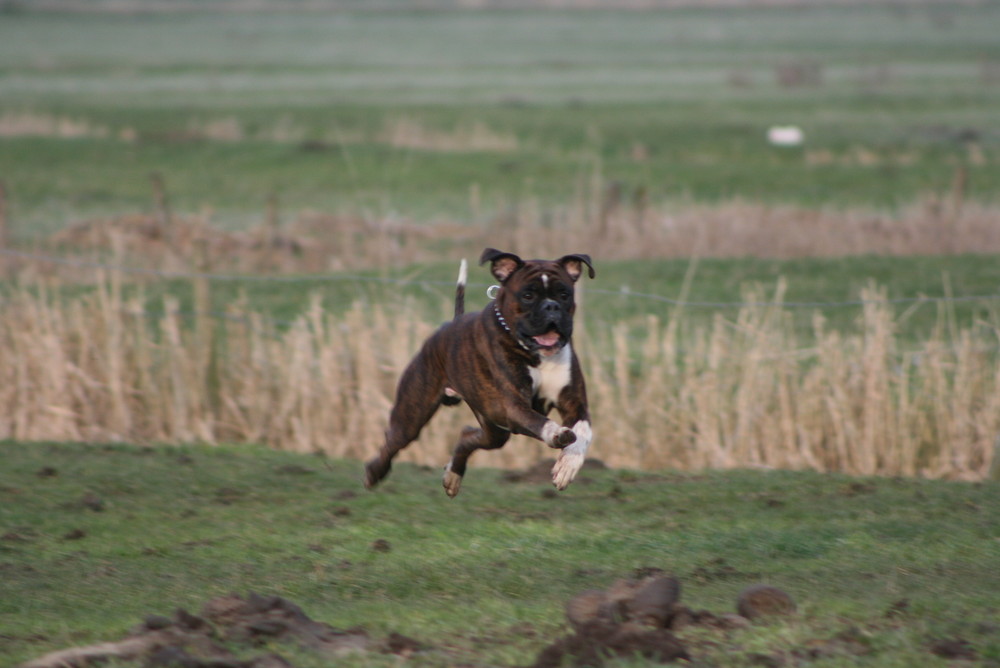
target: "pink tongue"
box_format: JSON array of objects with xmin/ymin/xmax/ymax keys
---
[{"xmin": 534, "ymin": 332, "xmax": 560, "ymax": 347}]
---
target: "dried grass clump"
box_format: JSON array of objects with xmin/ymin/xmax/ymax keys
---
[
  {"xmin": 0, "ymin": 112, "xmax": 114, "ymax": 139},
  {"xmin": 583, "ymin": 282, "xmax": 998, "ymax": 480},
  {"xmin": 30, "ymin": 185, "xmax": 1000, "ymax": 280},
  {"xmin": 43, "ymin": 214, "xmax": 326, "ymax": 279},
  {"xmin": 377, "ymin": 117, "xmax": 519, "ymax": 153},
  {"xmin": 0, "ymin": 276, "xmax": 995, "ymax": 480}
]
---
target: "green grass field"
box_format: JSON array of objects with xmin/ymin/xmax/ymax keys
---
[
  {"xmin": 1, "ymin": 4, "xmax": 999, "ymax": 237},
  {"xmin": 2, "ymin": 441, "xmax": 999, "ymax": 667}
]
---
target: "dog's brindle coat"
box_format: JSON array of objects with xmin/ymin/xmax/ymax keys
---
[{"xmin": 363, "ymin": 248, "xmax": 595, "ymax": 497}]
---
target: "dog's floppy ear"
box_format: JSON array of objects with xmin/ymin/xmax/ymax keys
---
[
  {"xmin": 558, "ymin": 254, "xmax": 595, "ymax": 282},
  {"xmin": 480, "ymin": 248, "xmax": 524, "ymax": 284}
]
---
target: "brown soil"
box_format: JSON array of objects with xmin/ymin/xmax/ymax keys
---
[{"xmin": 21, "ymin": 593, "xmax": 418, "ymax": 668}]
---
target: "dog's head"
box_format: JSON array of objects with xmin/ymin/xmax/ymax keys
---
[{"xmin": 480, "ymin": 248, "xmax": 595, "ymax": 357}]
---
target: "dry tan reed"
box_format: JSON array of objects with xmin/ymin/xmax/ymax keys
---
[
  {"xmin": 0, "ymin": 112, "xmax": 114, "ymax": 140},
  {"xmin": 26, "ymin": 191, "xmax": 1000, "ymax": 282},
  {"xmin": 1, "ymin": 276, "xmax": 995, "ymax": 480}
]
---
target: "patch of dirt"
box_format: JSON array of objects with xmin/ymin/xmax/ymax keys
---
[
  {"xmin": 530, "ymin": 621, "xmax": 689, "ymax": 668},
  {"xmin": 21, "ymin": 593, "xmax": 427, "ymax": 668},
  {"xmin": 929, "ymin": 637, "xmax": 978, "ymax": 660}
]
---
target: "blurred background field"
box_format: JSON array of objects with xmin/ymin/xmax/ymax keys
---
[
  {"xmin": 0, "ymin": 1, "xmax": 998, "ymax": 235},
  {"xmin": 2, "ymin": 1, "xmax": 1000, "ymax": 480}
]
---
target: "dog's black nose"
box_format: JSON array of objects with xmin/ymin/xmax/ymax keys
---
[{"xmin": 542, "ymin": 299, "xmax": 560, "ymax": 315}]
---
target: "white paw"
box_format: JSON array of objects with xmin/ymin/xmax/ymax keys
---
[
  {"xmin": 442, "ymin": 463, "xmax": 463, "ymax": 498},
  {"xmin": 541, "ymin": 421, "xmax": 576, "ymax": 448},
  {"xmin": 551, "ymin": 450, "xmax": 585, "ymax": 490},
  {"xmin": 550, "ymin": 421, "xmax": 592, "ymax": 490}
]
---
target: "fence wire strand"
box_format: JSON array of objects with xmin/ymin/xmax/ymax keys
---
[{"xmin": 4, "ymin": 248, "xmax": 999, "ymax": 311}]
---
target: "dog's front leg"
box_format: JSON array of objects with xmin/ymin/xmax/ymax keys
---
[
  {"xmin": 551, "ymin": 419, "xmax": 593, "ymax": 491},
  {"xmin": 549, "ymin": 371, "xmax": 593, "ymax": 490},
  {"xmin": 510, "ymin": 406, "xmax": 577, "ymax": 449},
  {"xmin": 441, "ymin": 406, "xmax": 574, "ymax": 498}
]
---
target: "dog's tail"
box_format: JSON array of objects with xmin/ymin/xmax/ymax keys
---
[{"xmin": 454, "ymin": 258, "xmax": 467, "ymax": 319}]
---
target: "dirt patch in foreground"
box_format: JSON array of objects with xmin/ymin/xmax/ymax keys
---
[
  {"xmin": 21, "ymin": 570, "xmax": 979, "ymax": 667},
  {"xmin": 20, "ymin": 574, "xmax": 796, "ymax": 668},
  {"xmin": 21, "ymin": 592, "xmax": 419, "ymax": 668}
]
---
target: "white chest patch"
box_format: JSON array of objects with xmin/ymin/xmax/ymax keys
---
[{"xmin": 529, "ymin": 344, "xmax": 572, "ymax": 407}]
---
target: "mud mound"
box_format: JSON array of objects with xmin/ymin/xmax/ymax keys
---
[
  {"xmin": 737, "ymin": 584, "xmax": 798, "ymax": 620},
  {"xmin": 22, "ymin": 593, "xmax": 424, "ymax": 668},
  {"xmin": 529, "ymin": 570, "xmax": 794, "ymax": 667}
]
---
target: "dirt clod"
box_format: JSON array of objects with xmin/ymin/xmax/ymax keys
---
[
  {"xmin": 736, "ymin": 584, "xmax": 797, "ymax": 620},
  {"xmin": 531, "ymin": 620, "xmax": 688, "ymax": 668},
  {"xmin": 80, "ymin": 493, "xmax": 105, "ymax": 512},
  {"xmin": 627, "ymin": 575, "xmax": 682, "ymax": 626},
  {"xmin": 929, "ymin": 637, "xmax": 977, "ymax": 660},
  {"xmin": 566, "ymin": 590, "xmax": 609, "ymax": 629},
  {"xmin": 142, "ymin": 615, "xmax": 173, "ymax": 631},
  {"xmin": 381, "ymin": 632, "xmax": 430, "ymax": 656},
  {"xmin": 536, "ymin": 572, "xmax": 688, "ymax": 666}
]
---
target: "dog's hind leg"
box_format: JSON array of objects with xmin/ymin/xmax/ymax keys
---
[
  {"xmin": 442, "ymin": 422, "xmax": 510, "ymax": 498},
  {"xmin": 364, "ymin": 365, "xmax": 444, "ymax": 489}
]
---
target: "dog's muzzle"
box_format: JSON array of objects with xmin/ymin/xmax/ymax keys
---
[{"xmin": 522, "ymin": 299, "xmax": 571, "ymax": 357}]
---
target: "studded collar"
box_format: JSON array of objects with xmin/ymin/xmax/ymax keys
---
[{"xmin": 494, "ymin": 303, "xmax": 533, "ymax": 352}]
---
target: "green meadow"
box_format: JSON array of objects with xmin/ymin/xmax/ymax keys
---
[{"xmin": 2, "ymin": 442, "xmax": 999, "ymax": 667}]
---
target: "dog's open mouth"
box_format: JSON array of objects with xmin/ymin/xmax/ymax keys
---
[{"xmin": 532, "ymin": 329, "xmax": 564, "ymax": 355}]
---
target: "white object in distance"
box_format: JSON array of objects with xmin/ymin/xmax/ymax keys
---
[{"xmin": 767, "ymin": 125, "xmax": 805, "ymax": 147}]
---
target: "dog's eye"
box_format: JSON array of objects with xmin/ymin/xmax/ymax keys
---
[{"xmin": 521, "ymin": 290, "xmax": 537, "ymax": 303}]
